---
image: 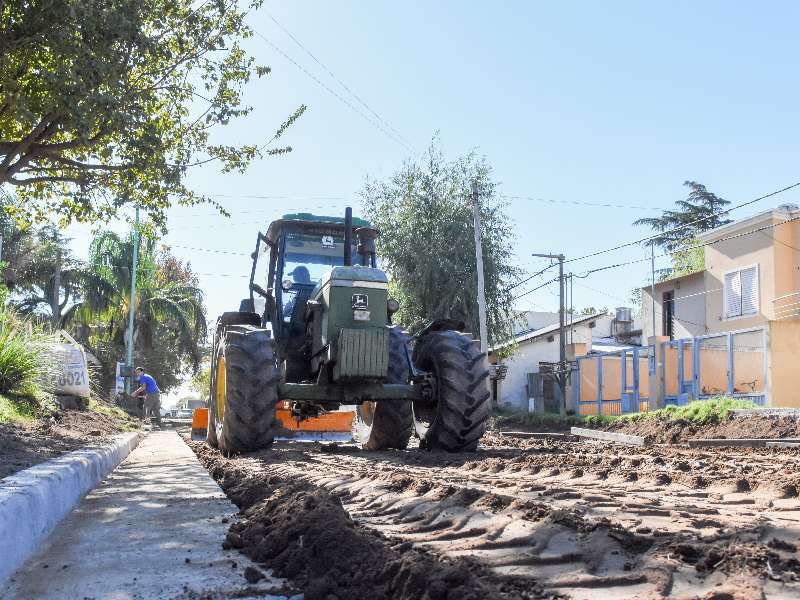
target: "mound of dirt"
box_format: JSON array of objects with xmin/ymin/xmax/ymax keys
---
[
  {"xmin": 0, "ymin": 406, "xmax": 136, "ymax": 478},
  {"xmin": 605, "ymin": 415, "xmax": 800, "ymax": 444},
  {"xmin": 195, "ymin": 446, "xmax": 551, "ymax": 600}
]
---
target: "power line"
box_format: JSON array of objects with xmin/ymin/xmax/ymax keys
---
[
  {"xmin": 505, "ymin": 262, "xmax": 557, "ymax": 292},
  {"xmin": 166, "ymin": 244, "xmax": 250, "ymax": 256},
  {"xmin": 574, "ymin": 212, "xmax": 800, "ymax": 280},
  {"xmin": 502, "ymin": 195, "xmax": 661, "ymax": 211},
  {"xmin": 252, "ymin": 29, "xmax": 414, "ymax": 153},
  {"xmin": 567, "ymin": 180, "xmax": 800, "ymax": 264},
  {"xmin": 513, "ymin": 276, "xmax": 560, "ymax": 301},
  {"xmin": 264, "ymin": 9, "xmax": 412, "ymax": 148}
]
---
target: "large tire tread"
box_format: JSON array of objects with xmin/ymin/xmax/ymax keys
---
[
  {"xmin": 217, "ymin": 325, "xmax": 280, "ymax": 455},
  {"xmin": 413, "ymin": 330, "xmax": 491, "ymax": 452},
  {"xmin": 356, "ymin": 327, "xmax": 414, "ymax": 450}
]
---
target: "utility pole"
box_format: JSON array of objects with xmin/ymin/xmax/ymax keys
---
[
  {"xmin": 51, "ymin": 247, "xmax": 61, "ymax": 330},
  {"xmin": 650, "ymin": 244, "xmax": 656, "ymax": 338},
  {"xmin": 125, "ymin": 207, "xmax": 140, "ymax": 394},
  {"xmin": 531, "ymin": 252, "xmax": 567, "ymax": 417},
  {"xmin": 472, "ymin": 181, "xmax": 488, "ymax": 354}
]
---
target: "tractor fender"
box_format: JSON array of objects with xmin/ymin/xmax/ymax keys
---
[
  {"xmin": 415, "ymin": 318, "xmax": 466, "ymax": 340},
  {"xmin": 217, "ymin": 311, "xmax": 262, "ymax": 330}
]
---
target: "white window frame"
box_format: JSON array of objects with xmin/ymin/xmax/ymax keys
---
[{"xmin": 722, "ymin": 263, "xmax": 759, "ymax": 320}]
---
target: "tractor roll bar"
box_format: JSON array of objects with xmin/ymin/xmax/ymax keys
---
[{"xmin": 343, "ymin": 207, "xmax": 353, "ymax": 266}]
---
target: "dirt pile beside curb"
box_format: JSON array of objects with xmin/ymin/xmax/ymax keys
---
[
  {"xmin": 0, "ymin": 408, "xmax": 136, "ymax": 478},
  {"xmin": 605, "ymin": 415, "xmax": 800, "ymax": 444},
  {"xmin": 193, "ymin": 444, "xmax": 552, "ymax": 600}
]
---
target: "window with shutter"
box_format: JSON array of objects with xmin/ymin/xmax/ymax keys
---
[
  {"xmin": 740, "ymin": 266, "xmax": 759, "ymax": 315},
  {"xmin": 723, "ymin": 265, "xmax": 759, "ymax": 318}
]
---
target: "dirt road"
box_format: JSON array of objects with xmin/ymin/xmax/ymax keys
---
[{"xmin": 192, "ymin": 433, "xmax": 800, "ymax": 600}]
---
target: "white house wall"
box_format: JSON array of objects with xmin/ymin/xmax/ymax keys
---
[
  {"xmin": 641, "ymin": 273, "xmax": 707, "ymax": 340},
  {"xmin": 498, "ymin": 315, "xmax": 613, "ymax": 410}
]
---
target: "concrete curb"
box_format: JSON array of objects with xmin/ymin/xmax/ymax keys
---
[{"xmin": 0, "ymin": 430, "xmax": 143, "ymax": 584}]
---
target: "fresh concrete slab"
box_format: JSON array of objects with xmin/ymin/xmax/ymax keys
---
[
  {"xmin": 3, "ymin": 431, "xmax": 293, "ymax": 600},
  {"xmin": 0, "ymin": 431, "xmax": 142, "ymax": 585},
  {"xmin": 499, "ymin": 431, "xmax": 575, "ymax": 440},
  {"xmin": 688, "ymin": 437, "xmax": 800, "ymax": 448},
  {"xmin": 570, "ymin": 427, "xmax": 647, "ymax": 446},
  {"xmin": 730, "ymin": 408, "xmax": 800, "ymax": 419}
]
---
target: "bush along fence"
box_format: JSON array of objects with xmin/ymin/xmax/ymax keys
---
[{"xmin": 573, "ymin": 327, "xmax": 766, "ymax": 416}]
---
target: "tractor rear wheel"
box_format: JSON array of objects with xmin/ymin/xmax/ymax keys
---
[
  {"xmin": 412, "ymin": 330, "xmax": 491, "ymax": 452},
  {"xmin": 208, "ymin": 325, "xmax": 280, "ymax": 455},
  {"xmin": 354, "ymin": 327, "xmax": 414, "ymax": 450}
]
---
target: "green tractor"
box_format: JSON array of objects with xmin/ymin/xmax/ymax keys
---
[{"xmin": 207, "ymin": 209, "xmax": 491, "ymax": 454}]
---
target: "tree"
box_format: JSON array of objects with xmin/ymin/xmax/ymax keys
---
[
  {"xmin": 634, "ymin": 181, "xmax": 730, "ymax": 279},
  {"xmin": 361, "ymin": 137, "xmax": 521, "ymax": 345},
  {"xmin": 0, "ymin": 0, "xmax": 305, "ymax": 228},
  {"xmin": 0, "ymin": 199, "xmax": 83, "ymax": 327},
  {"xmin": 190, "ymin": 364, "xmax": 211, "ymax": 402},
  {"xmin": 74, "ymin": 231, "xmax": 206, "ymax": 393},
  {"xmin": 634, "ymin": 181, "xmax": 731, "ymax": 251}
]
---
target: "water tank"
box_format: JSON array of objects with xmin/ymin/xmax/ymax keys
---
[{"xmin": 615, "ymin": 307, "xmax": 632, "ymax": 323}]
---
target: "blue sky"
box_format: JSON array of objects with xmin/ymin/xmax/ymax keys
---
[{"xmin": 70, "ymin": 1, "xmax": 800, "ymax": 323}]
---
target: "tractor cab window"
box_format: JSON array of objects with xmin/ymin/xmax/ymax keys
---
[{"xmin": 279, "ymin": 231, "xmax": 357, "ymax": 323}]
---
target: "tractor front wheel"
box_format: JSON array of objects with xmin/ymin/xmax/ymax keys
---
[
  {"xmin": 412, "ymin": 330, "xmax": 491, "ymax": 452},
  {"xmin": 354, "ymin": 327, "xmax": 414, "ymax": 450},
  {"xmin": 208, "ymin": 325, "xmax": 280, "ymax": 455}
]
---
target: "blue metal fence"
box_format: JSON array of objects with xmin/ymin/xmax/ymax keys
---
[
  {"xmin": 574, "ymin": 326, "xmax": 766, "ymax": 415},
  {"xmin": 662, "ymin": 327, "xmax": 766, "ymax": 407}
]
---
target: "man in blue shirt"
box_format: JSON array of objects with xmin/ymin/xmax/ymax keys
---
[{"xmin": 133, "ymin": 367, "xmax": 161, "ymax": 426}]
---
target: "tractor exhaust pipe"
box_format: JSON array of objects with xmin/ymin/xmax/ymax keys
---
[{"xmin": 343, "ymin": 207, "xmax": 353, "ymax": 266}]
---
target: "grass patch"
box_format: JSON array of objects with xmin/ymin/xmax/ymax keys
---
[
  {"xmin": 88, "ymin": 397, "xmax": 139, "ymax": 430},
  {"xmin": 631, "ymin": 396, "xmax": 758, "ymax": 425},
  {"xmin": 0, "ymin": 391, "xmax": 57, "ymax": 424},
  {"xmin": 0, "ymin": 393, "xmax": 38, "ymax": 423},
  {"xmin": 493, "ymin": 397, "xmax": 761, "ymax": 430},
  {"xmin": 492, "ymin": 407, "xmax": 592, "ymax": 430}
]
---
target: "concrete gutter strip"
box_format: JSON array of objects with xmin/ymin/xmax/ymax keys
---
[
  {"xmin": 765, "ymin": 441, "xmax": 800, "ymax": 448},
  {"xmin": 0, "ymin": 431, "xmax": 142, "ymax": 585},
  {"xmin": 730, "ymin": 408, "xmax": 800, "ymax": 419},
  {"xmin": 688, "ymin": 437, "xmax": 800, "ymax": 448},
  {"xmin": 500, "ymin": 431, "xmax": 575, "ymax": 440},
  {"xmin": 571, "ymin": 427, "xmax": 647, "ymax": 446}
]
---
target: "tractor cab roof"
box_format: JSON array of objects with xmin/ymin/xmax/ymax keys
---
[{"xmin": 266, "ymin": 212, "xmax": 371, "ymax": 244}]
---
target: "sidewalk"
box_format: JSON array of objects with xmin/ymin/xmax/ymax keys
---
[{"xmin": 4, "ymin": 431, "xmax": 289, "ymax": 600}]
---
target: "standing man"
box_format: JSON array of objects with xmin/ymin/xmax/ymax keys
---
[{"xmin": 133, "ymin": 367, "xmax": 161, "ymax": 426}]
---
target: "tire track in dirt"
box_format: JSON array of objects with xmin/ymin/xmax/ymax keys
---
[{"xmin": 193, "ymin": 438, "xmax": 800, "ymax": 600}]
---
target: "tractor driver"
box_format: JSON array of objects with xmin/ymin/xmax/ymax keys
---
[
  {"xmin": 282, "ymin": 265, "xmax": 312, "ymax": 320},
  {"xmin": 290, "ymin": 265, "xmax": 311, "ymax": 284}
]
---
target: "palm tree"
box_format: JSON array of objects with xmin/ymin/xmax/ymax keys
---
[{"xmin": 74, "ymin": 231, "xmax": 207, "ymax": 392}]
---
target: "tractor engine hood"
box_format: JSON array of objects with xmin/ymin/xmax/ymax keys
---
[
  {"xmin": 311, "ymin": 266, "xmax": 388, "ymax": 298},
  {"xmin": 310, "ymin": 266, "xmax": 390, "ymax": 361}
]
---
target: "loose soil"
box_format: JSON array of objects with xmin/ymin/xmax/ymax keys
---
[
  {"xmin": 191, "ymin": 429, "xmax": 800, "ymax": 600},
  {"xmin": 0, "ymin": 406, "xmax": 137, "ymax": 479},
  {"xmin": 604, "ymin": 414, "xmax": 800, "ymax": 444}
]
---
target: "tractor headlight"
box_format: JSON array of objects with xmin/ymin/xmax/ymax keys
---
[
  {"xmin": 387, "ymin": 298, "xmax": 400, "ymax": 315},
  {"xmin": 281, "ymin": 279, "xmax": 293, "ymax": 291}
]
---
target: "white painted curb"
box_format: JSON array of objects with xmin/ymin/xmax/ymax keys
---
[{"xmin": 0, "ymin": 431, "xmax": 143, "ymax": 584}]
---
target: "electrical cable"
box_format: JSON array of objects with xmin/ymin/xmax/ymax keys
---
[
  {"xmin": 501, "ymin": 195, "xmax": 661, "ymax": 211},
  {"xmin": 566, "ymin": 180, "xmax": 800, "ymax": 264},
  {"xmin": 513, "ymin": 276, "xmax": 560, "ymax": 301},
  {"xmin": 252, "ymin": 29, "xmax": 414, "ymax": 153},
  {"xmin": 263, "ymin": 10, "xmax": 413, "ymax": 148}
]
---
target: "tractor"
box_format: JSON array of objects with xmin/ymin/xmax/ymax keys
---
[{"xmin": 207, "ymin": 209, "xmax": 491, "ymax": 454}]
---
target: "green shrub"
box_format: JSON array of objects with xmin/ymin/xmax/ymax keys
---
[{"xmin": 0, "ymin": 309, "xmax": 59, "ymax": 396}]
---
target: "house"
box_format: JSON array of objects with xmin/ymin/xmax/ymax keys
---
[
  {"xmin": 640, "ymin": 203, "xmax": 800, "ymax": 407},
  {"xmin": 489, "ymin": 312, "xmax": 615, "ymax": 411}
]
